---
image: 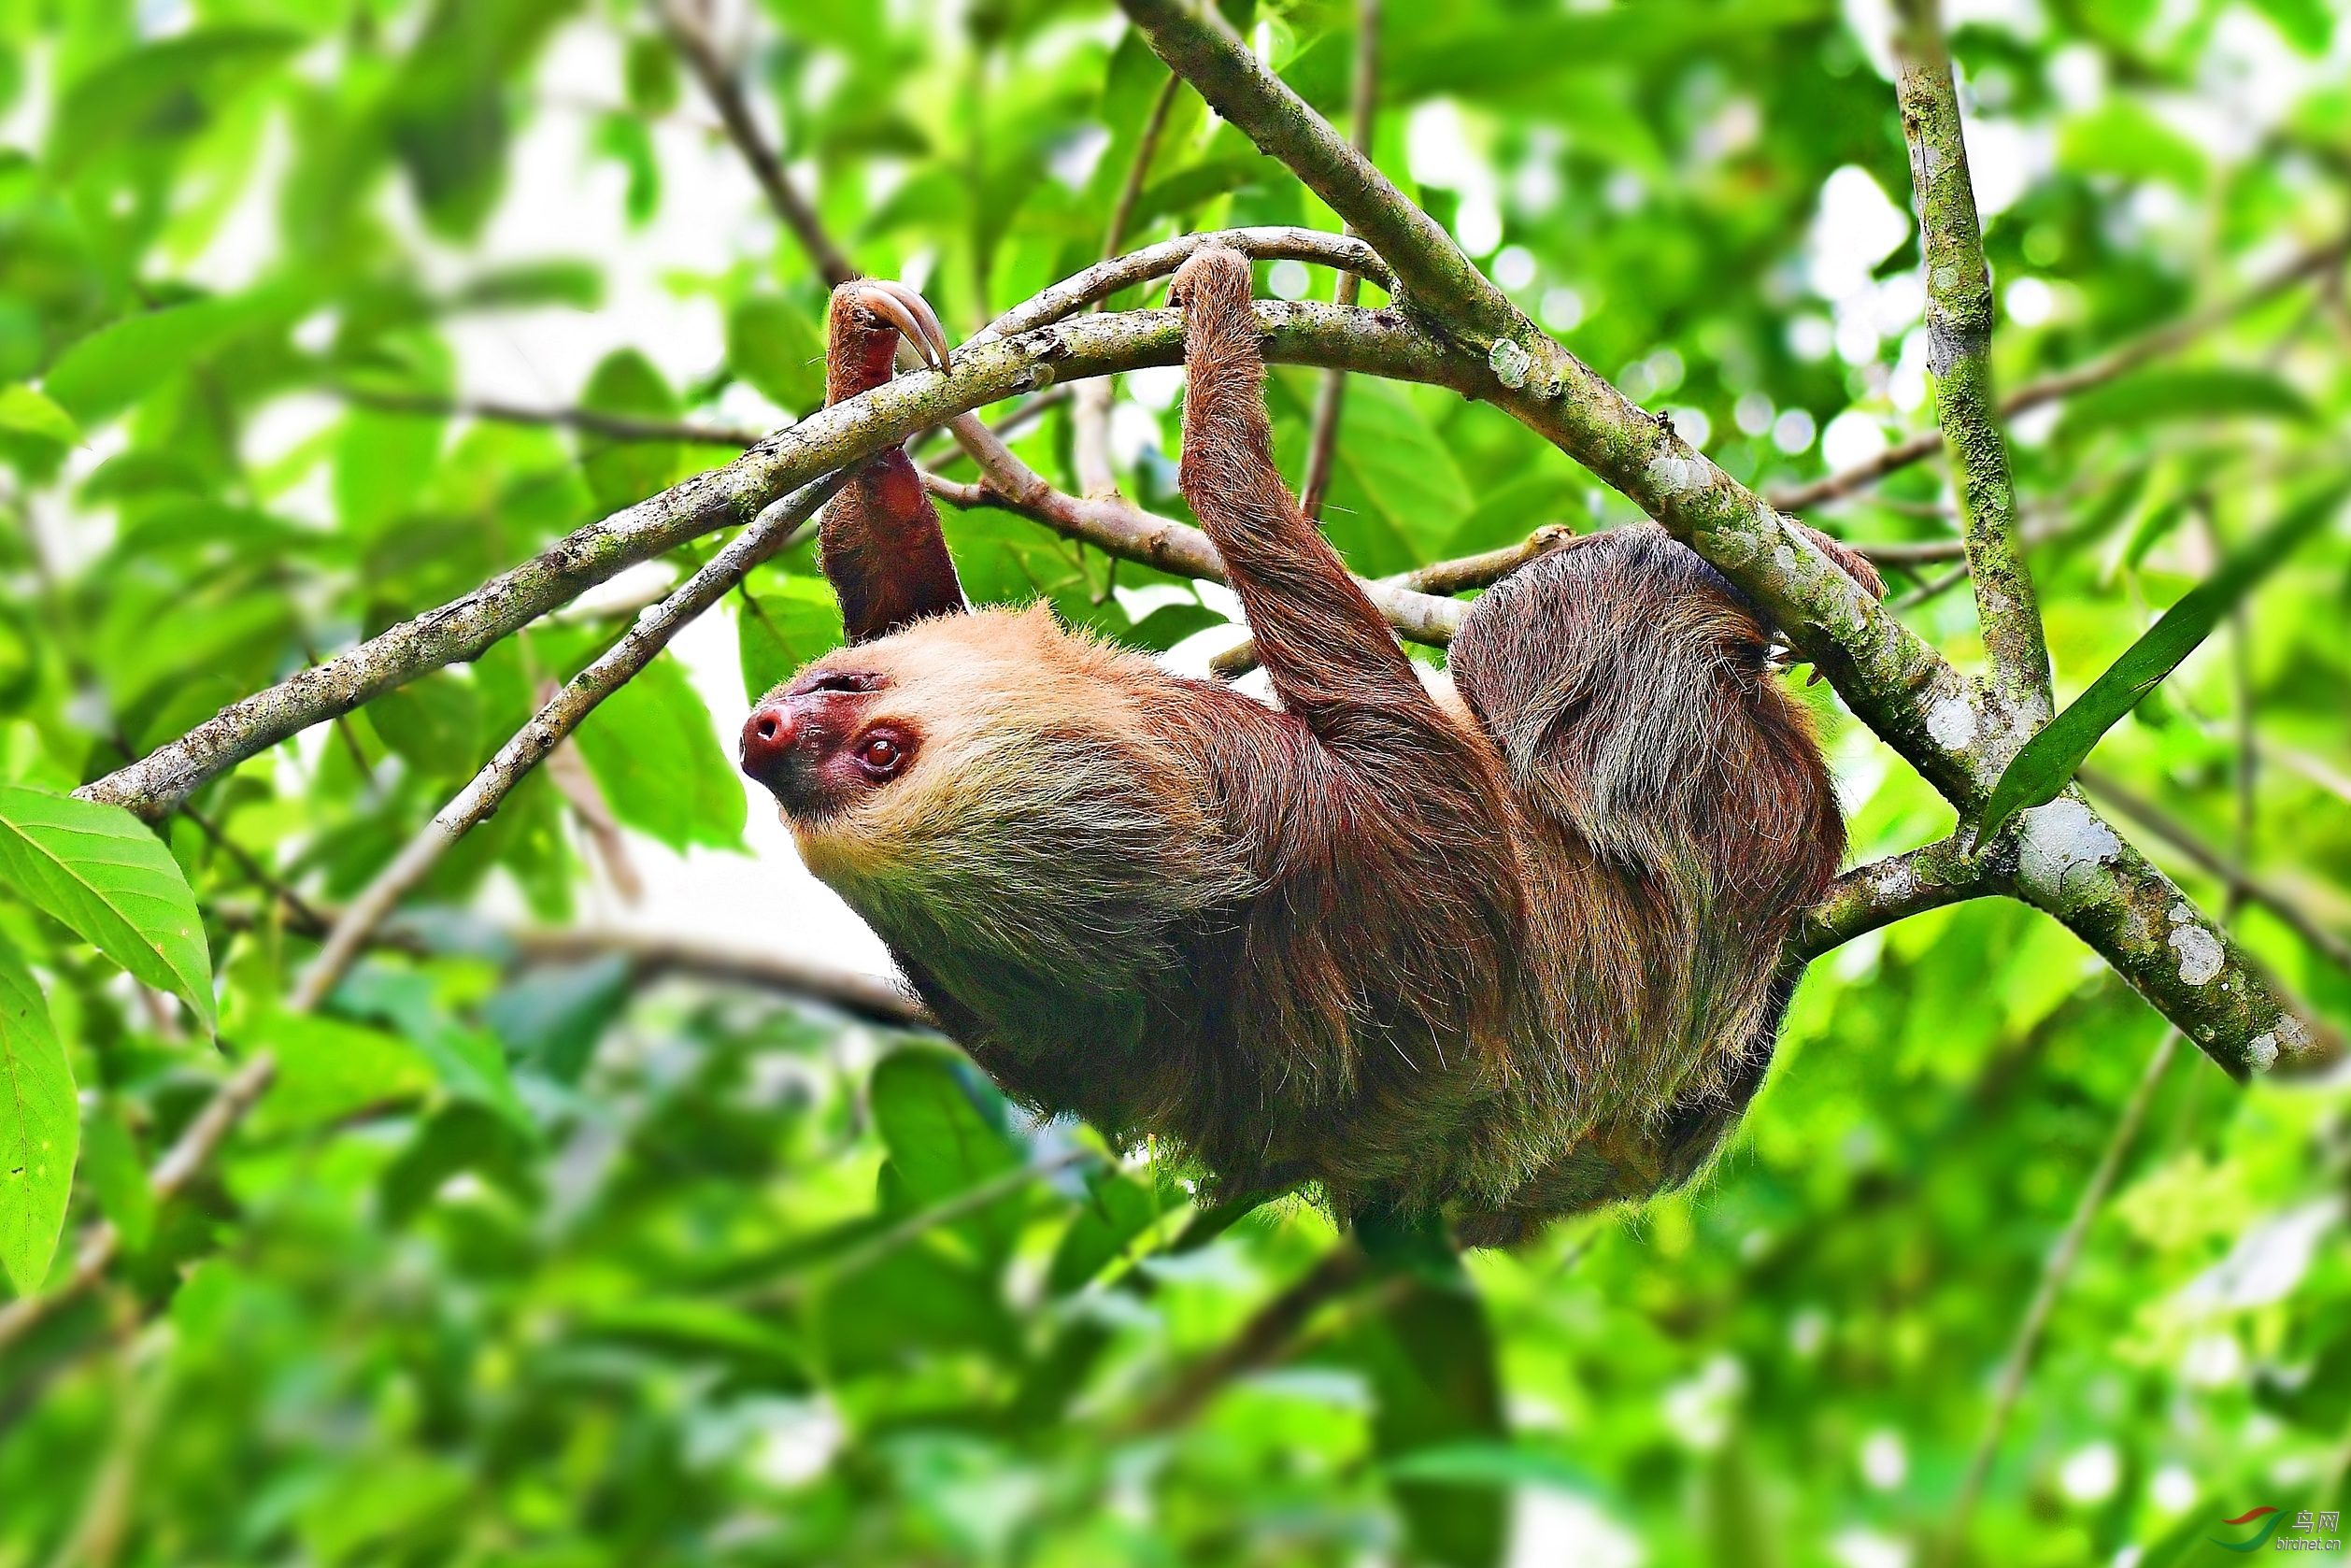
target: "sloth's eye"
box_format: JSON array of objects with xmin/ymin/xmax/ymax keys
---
[{"xmin": 853, "ymin": 732, "xmax": 910, "ymax": 778}]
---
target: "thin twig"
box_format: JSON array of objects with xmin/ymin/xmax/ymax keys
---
[
  {"xmin": 1298, "ymin": 0, "xmax": 1380, "ymax": 522},
  {"xmin": 1117, "ymin": 1241, "xmax": 1371, "ymax": 1434},
  {"xmin": 1795, "ymin": 834, "xmax": 1991, "ymax": 958},
  {"xmin": 1074, "ymin": 72, "xmax": 1186, "ymax": 501},
  {"xmin": 1935, "ymin": 1029, "xmax": 2180, "ymax": 1565},
  {"xmin": 1769, "ymin": 233, "xmax": 2351, "ymax": 511},
  {"xmin": 1892, "ymin": 0, "xmax": 2049, "ymax": 721},
  {"xmin": 2077, "ymin": 769, "xmax": 2351, "ymax": 973},
  {"xmin": 289, "ymin": 472, "xmax": 847, "ymax": 1012},
  {"xmin": 745, "ymin": 1149, "xmax": 1092, "ymax": 1306},
  {"xmin": 658, "ymin": 0, "xmax": 855, "ymax": 288}
]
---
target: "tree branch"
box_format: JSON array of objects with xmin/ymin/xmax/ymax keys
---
[
  {"xmin": 1796, "ymin": 835, "xmax": 1994, "ymax": 959},
  {"xmin": 943, "ymin": 414, "xmax": 1465, "ymax": 646},
  {"xmin": 288, "ymin": 471, "xmax": 847, "ymax": 1011},
  {"xmin": 1298, "ymin": 0, "xmax": 1381, "ymax": 522},
  {"xmin": 1074, "ymin": 71, "xmax": 1185, "ymax": 501},
  {"xmin": 1117, "ymin": 1241, "xmax": 1372, "ymax": 1434},
  {"xmin": 658, "ymin": 0, "xmax": 855, "ymax": 288},
  {"xmin": 1767, "ymin": 231, "xmax": 2350, "ymax": 512},
  {"xmin": 2078, "ymin": 767, "xmax": 2351, "ymax": 973},
  {"xmin": 1892, "ymin": 0, "xmax": 2050, "ymax": 722}
]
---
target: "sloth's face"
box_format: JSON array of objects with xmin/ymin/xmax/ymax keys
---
[{"xmin": 739, "ymin": 663, "xmax": 920, "ymax": 821}]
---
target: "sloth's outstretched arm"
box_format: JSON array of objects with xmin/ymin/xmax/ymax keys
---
[
  {"xmin": 1165, "ymin": 247, "xmax": 1449, "ymax": 745},
  {"xmin": 817, "ymin": 279, "xmax": 966, "ymax": 642}
]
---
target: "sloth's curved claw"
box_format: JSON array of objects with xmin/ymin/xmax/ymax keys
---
[{"xmin": 856, "ymin": 279, "xmax": 951, "ymax": 371}]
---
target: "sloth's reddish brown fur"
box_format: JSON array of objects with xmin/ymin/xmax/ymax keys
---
[{"xmin": 743, "ymin": 249, "xmax": 1884, "ymax": 1240}]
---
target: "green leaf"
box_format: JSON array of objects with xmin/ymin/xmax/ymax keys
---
[
  {"xmin": 243, "ymin": 1010, "xmax": 435, "ymax": 1130},
  {"xmin": 0, "ymin": 934, "xmax": 73, "ymax": 1296},
  {"xmin": 868, "ymin": 1047, "xmax": 1020, "ymax": 1206},
  {"xmin": 1980, "ymin": 477, "xmax": 2351, "ymax": 841},
  {"xmin": 1123, "ymin": 600, "xmax": 1228, "ymax": 652},
  {"xmin": 0, "ymin": 785, "xmax": 215, "ymax": 1033},
  {"xmin": 1273, "ymin": 374, "xmax": 1469, "ymax": 575},
  {"xmin": 479, "ymin": 955, "xmax": 633, "ymax": 1083},
  {"xmin": 77, "ymin": 1105, "xmax": 153, "ymax": 1252},
  {"xmin": 1385, "ymin": 1441, "xmax": 1600, "ymax": 1495},
  {"xmin": 2058, "ymin": 98, "xmax": 2208, "ymax": 192},
  {"xmin": 378, "ymin": 1101, "xmax": 538, "ymax": 1225},
  {"xmin": 50, "ymin": 26, "xmax": 303, "ymax": 173},
  {"xmin": 44, "ymin": 288, "xmax": 298, "ymax": 425},
  {"xmin": 573, "ymin": 651, "xmax": 747, "ymax": 853},
  {"xmin": 2244, "ymin": 0, "xmax": 2332, "ymax": 52},
  {"xmin": 624, "ymin": 34, "xmax": 680, "ymax": 115},
  {"xmin": 1349, "ymin": 1212, "xmax": 1509, "ymax": 1568},
  {"xmin": 0, "ymin": 385, "xmax": 79, "ymax": 447},
  {"xmin": 577, "ymin": 348, "xmax": 689, "ymax": 510},
  {"xmin": 738, "ymin": 576, "xmax": 846, "ymax": 702},
  {"xmin": 2059, "ymin": 367, "xmax": 2314, "ymax": 440},
  {"xmin": 727, "ymin": 295, "xmax": 828, "ymax": 416},
  {"xmin": 1046, "ymin": 1166, "xmax": 1164, "ymax": 1294},
  {"xmin": 448, "ymin": 261, "xmax": 603, "ymax": 312}
]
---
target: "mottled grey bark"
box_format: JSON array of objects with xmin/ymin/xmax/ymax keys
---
[{"xmin": 1892, "ymin": 0, "xmax": 2051, "ymax": 723}]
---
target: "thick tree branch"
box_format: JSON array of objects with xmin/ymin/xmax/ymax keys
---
[
  {"xmin": 1796, "ymin": 835, "xmax": 1994, "ymax": 959},
  {"xmin": 944, "ymin": 414, "xmax": 1466, "ymax": 646},
  {"xmin": 1892, "ymin": 0, "xmax": 2051, "ymax": 721},
  {"xmin": 2078, "ymin": 768, "xmax": 2351, "ymax": 973},
  {"xmin": 1298, "ymin": 0, "xmax": 1381, "ymax": 522},
  {"xmin": 289, "ymin": 472, "xmax": 848, "ymax": 1011}
]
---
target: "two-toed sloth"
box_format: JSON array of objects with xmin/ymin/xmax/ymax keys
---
[{"xmin": 740, "ymin": 249, "xmax": 1883, "ymax": 1243}]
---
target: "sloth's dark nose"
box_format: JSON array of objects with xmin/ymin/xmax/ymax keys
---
[{"xmin": 739, "ymin": 703, "xmax": 799, "ymax": 792}]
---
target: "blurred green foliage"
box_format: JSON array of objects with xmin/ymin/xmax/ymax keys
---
[{"xmin": 0, "ymin": 0, "xmax": 2345, "ymax": 1564}]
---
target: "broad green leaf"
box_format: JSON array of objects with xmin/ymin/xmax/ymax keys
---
[
  {"xmin": 1046, "ymin": 1166, "xmax": 1164, "ymax": 1294},
  {"xmin": 573, "ymin": 651, "xmax": 748, "ymax": 853},
  {"xmin": 0, "ymin": 785, "xmax": 214, "ymax": 1033},
  {"xmin": 479, "ymin": 955, "xmax": 633, "ymax": 1083},
  {"xmin": 2060, "ymin": 367, "xmax": 2314, "ymax": 440},
  {"xmin": 1272, "ymin": 373, "xmax": 1469, "ymax": 575},
  {"xmin": 1350, "ymin": 1211, "xmax": 1509, "ymax": 1568},
  {"xmin": 1123, "ymin": 600, "xmax": 1228, "ymax": 652},
  {"xmin": 50, "ymin": 26, "xmax": 303, "ymax": 173},
  {"xmin": 727, "ymin": 295, "xmax": 828, "ymax": 416},
  {"xmin": 1980, "ymin": 478, "xmax": 2351, "ymax": 840},
  {"xmin": 0, "ymin": 935, "xmax": 72, "ymax": 1296},
  {"xmin": 869, "ymin": 1047, "xmax": 1020, "ymax": 1206},
  {"xmin": 244, "ymin": 1011, "xmax": 435, "ymax": 1130},
  {"xmin": 577, "ymin": 348, "xmax": 690, "ymax": 510},
  {"xmin": 577, "ymin": 1299, "xmax": 806, "ymax": 1387},
  {"xmin": 0, "ymin": 386, "xmax": 78, "ymax": 447},
  {"xmin": 624, "ymin": 34, "xmax": 679, "ymax": 114},
  {"xmin": 2058, "ymin": 98, "xmax": 2208, "ymax": 192},
  {"xmin": 78, "ymin": 1105, "xmax": 153, "ymax": 1253},
  {"xmin": 738, "ymin": 576, "xmax": 847, "ymax": 702},
  {"xmin": 44, "ymin": 288, "xmax": 298, "ymax": 425}
]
